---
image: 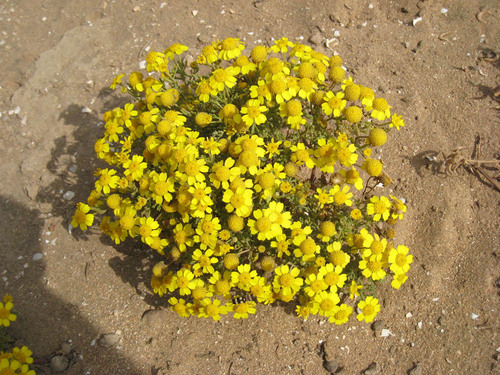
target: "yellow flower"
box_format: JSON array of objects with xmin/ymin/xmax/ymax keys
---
[
  {"xmin": 71, "ymin": 203, "xmax": 94, "ymax": 230},
  {"xmin": 272, "ymin": 265, "xmax": 303, "ymax": 296},
  {"xmin": 329, "ymin": 303, "xmax": 353, "ymax": 325},
  {"xmin": 231, "ymin": 264, "xmax": 258, "ymax": 291},
  {"xmin": 231, "ymin": 300, "xmax": 257, "ymax": 319},
  {"xmin": 10, "ymin": 347, "xmax": 33, "ymax": 367},
  {"xmin": 367, "ymin": 196, "xmax": 391, "ymax": 221},
  {"xmin": 209, "ymin": 66, "xmax": 239, "ymax": 92},
  {"xmin": 218, "ymin": 37, "xmax": 245, "ymax": 60},
  {"xmin": 322, "ymin": 91, "xmax": 346, "ymax": 117},
  {"xmin": 304, "ymin": 273, "xmax": 327, "ymax": 297},
  {"xmin": 210, "ymin": 158, "xmax": 240, "ymax": 190},
  {"xmin": 359, "ymin": 254, "xmax": 387, "ymax": 281},
  {"xmin": 199, "ymin": 298, "xmax": 228, "ymax": 321},
  {"xmin": 110, "ymin": 73, "xmax": 125, "ymax": 90},
  {"xmin": 391, "ymin": 273, "xmax": 408, "ymax": 290},
  {"xmin": 390, "ymin": 113, "xmax": 405, "ymax": 130},
  {"xmin": 222, "ymin": 186, "xmax": 253, "ymax": 217},
  {"xmin": 388, "ymin": 245, "xmax": 413, "ymax": 274},
  {"xmin": 318, "ymin": 263, "xmax": 347, "ymax": 293},
  {"xmin": 168, "ymin": 297, "xmax": 191, "ymax": 317},
  {"xmin": 367, "ymin": 97, "xmax": 391, "ymax": 121},
  {"xmin": 356, "ymin": 296, "xmax": 380, "ymax": 323},
  {"xmin": 150, "ymin": 172, "xmax": 175, "ymax": 204},
  {"xmin": 349, "ymin": 280, "xmax": 363, "ymax": 299},
  {"xmin": 248, "ymin": 209, "xmax": 281, "ymax": 241},
  {"xmin": 135, "ymin": 217, "xmax": 161, "ymax": 245},
  {"xmin": 312, "ymin": 291, "xmax": 340, "ymax": 316},
  {"xmin": 95, "ymin": 168, "xmax": 119, "ymax": 194},
  {"xmin": 271, "ymin": 234, "xmax": 291, "ymax": 258},
  {"xmin": 240, "ymin": 99, "xmax": 268, "ymax": 127},
  {"xmin": 290, "ymin": 143, "xmax": 315, "ymax": 169},
  {"xmin": 0, "ymin": 301, "xmax": 17, "ymax": 327}
]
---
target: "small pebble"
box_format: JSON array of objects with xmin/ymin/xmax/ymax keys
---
[
  {"xmin": 380, "ymin": 329, "xmax": 394, "ymax": 337},
  {"xmin": 192, "ymin": 9, "xmax": 198, "ymax": 16},
  {"xmin": 50, "ymin": 355, "xmax": 70, "ymax": 373},
  {"xmin": 81, "ymin": 107, "xmax": 92, "ymax": 114},
  {"xmin": 32, "ymin": 253, "xmax": 43, "ymax": 261},
  {"xmin": 363, "ymin": 362, "xmax": 381, "ymax": 375},
  {"xmin": 440, "ymin": 8, "xmax": 448, "ymax": 15},
  {"xmin": 63, "ymin": 191, "xmax": 75, "ymax": 200},
  {"xmin": 408, "ymin": 363, "xmax": 422, "ymax": 375},
  {"xmin": 61, "ymin": 341, "xmax": 72, "ymax": 355},
  {"xmin": 412, "ymin": 17, "xmax": 422, "ymax": 26},
  {"xmin": 98, "ymin": 333, "xmax": 120, "ymax": 347},
  {"xmin": 324, "ymin": 359, "xmax": 339, "ymax": 373},
  {"xmin": 371, "ymin": 320, "xmax": 384, "ymax": 336},
  {"xmin": 471, "ymin": 313, "xmax": 479, "ymax": 320},
  {"xmin": 309, "ymin": 34, "xmax": 323, "ymax": 45}
]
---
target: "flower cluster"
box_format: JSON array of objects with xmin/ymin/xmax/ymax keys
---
[
  {"xmin": 0, "ymin": 295, "xmax": 36, "ymax": 375},
  {"xmin": 73, "ymin": 37, "xmax": 412, "ymax": 324}
]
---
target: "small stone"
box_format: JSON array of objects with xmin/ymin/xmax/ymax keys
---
[
  {"xmin": 192, "ymin": 9, "xmax": 198, "ymax": 16},
  {"xmin": 309, "ymin": 34, "xmax": 323, "ymax": 46},
  {"xmin": 32, "ymin": 253, "xmax": 43, "ymax": 261},
  {"xmin": 363, "ymin": 362, "xmax": 381, "ymax": 375},
  {"xmin": 408, "ymin": 363, "xmax": 422, "ymax": 375},
  {"xmin": 371, "ymin": 320, "xmax": 384, "ymax": 336},
  {"xmin": 81, "ymin": 107, "xmax": 92, "ymax": 114},
  {"xmin": 50, "ymin": 355, "xmax": 70, "ymax": 373},
  {"xmin": 63, "ymin": 191, "xmax": 75, "ymax": 200},
  {"xmin": 61, "ymin": 341, "xmax": 72, "ymax": 355},
  {"xmin": 412, "ymin": 17, "xmax": 422, "ymax": 26},
  {"xmin": 324, "ymin": 359, "xmax": 338, "ymax": 373},
  {"xmin": 98, "ymin": 333, "xmax": 120, "ymax": 347}
]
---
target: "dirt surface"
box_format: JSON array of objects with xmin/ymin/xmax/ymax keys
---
[{"xmin": 1, "ymin": 0, "xmax": 499, "ymax": 374}]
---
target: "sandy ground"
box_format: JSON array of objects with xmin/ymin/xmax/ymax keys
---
[{"xmin": 0, "ymin": 0, "xmax": 499, "ymax": 374}]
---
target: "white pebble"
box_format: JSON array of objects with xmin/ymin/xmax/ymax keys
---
[
  {"xmin": 412, "ymin": 17, "xmax": 423, "ymax": 26},
  {"xmin": 139, "ymin": 60, "xmax": 146, "ymax": 69},
  {"xmin": 441, "ymin": 8, "xmax": 448, "ymax": 14},
  {"xmin": 333, "ymin": 30, "xmax": 340, "ymax": 37},
  {"xmin": 160, "ymin": 3, "xmax": 166, "ymax": 8},
  {"xmin": 380, "ymin": 329, "xmax": 394, "ymax": 337},
  {"xmin": 417, "ymin": 321, "xmax": 423, "ymax": 329},
  {"xmin": 90, "ymin": 339, "xmax": 96, "ymax": 346},
  {"xmin": 471, "ymin": 313, "xmax": 479, "ymax": 320},
  {"xmin": 63, "ymin": 191, "xmax": 75, "ymax": 200},
  {"xmin": 192, "ymin": 9, "xmax": 198, "ymax": 16},
  {"xmin": 406, "ymin": 312, "xmax": 413, "ymax": 318},
  {"xmin": 432, "ymin": 297, "xmax": 439, "ymax": 302},
  {"xmin": 368, "ymin": 3, "xmax": 374, "ymax": 9},
  {"xmin": 33, "ymin": 253, "xmax": 43, "ymax": 261},
  {"xmin": 14, "ymin": 105, "xmax": 21, "ymax": 114},
  {"xmin": 81, "ymin": 107, "xmax": 92, "ymax": 113}
]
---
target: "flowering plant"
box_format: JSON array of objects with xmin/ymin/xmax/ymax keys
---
[
  {"xmin": 72, "ymin": 37, "xmax": 412, "ymax": 324},
  {"xmin": 0, "ymin": 294, "xmax": 36, "ymax": 374}
]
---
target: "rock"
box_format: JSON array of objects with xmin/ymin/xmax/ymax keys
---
[
  {"xmin": 324, "ymin": 359, "xmax": 339, "ymax": 373},
  {"xmin": 98, "ymin": 333, "xmax": 120, "ymax": 347},
  {"xmin": 61, "ymin": 341, "xmax": 72, "ymax": 355},
  {"xmin": 309, "ymin": 34, "xmax": 323, "ymax": 46},
  {"xmin": 371, "ymin": 320, "xmax": 384, "ymax": 337},
  {"xmin": 408, "ymin": 362, "xmax": 422, "ymax": 375},
  {"xmin": 63, "ymin": 191, "xmax": 75, "ymax": 200},
  {"xmin": 32, "ymin": 253, "xmax": 43, "ymax": 261},
  {"xmin": 50, "ymin": 355, "xmax": 70, "ymax": 373},
  {"xmin": 363, "ymin": 362, "xmax": 381, "ymax": 375}
]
